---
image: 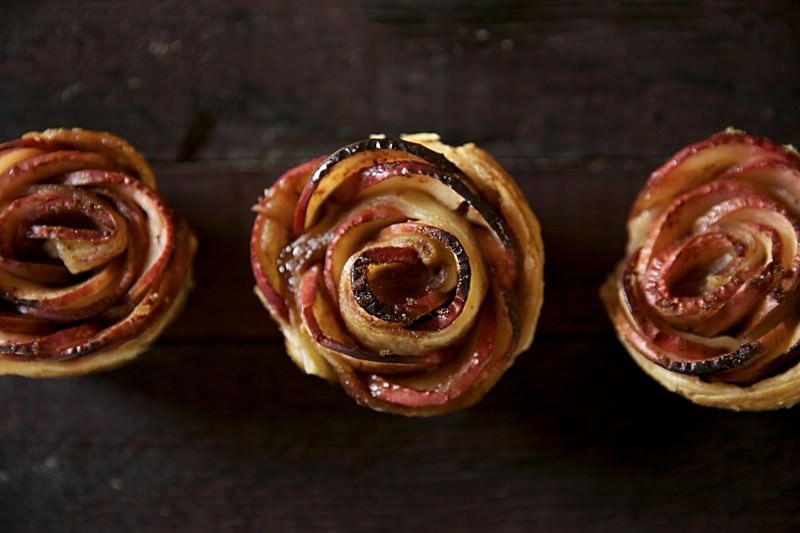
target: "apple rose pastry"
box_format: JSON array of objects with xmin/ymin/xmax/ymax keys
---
[
  {"xmin": 602, "ymin": 128, "xmax": 800, "ymax": 410},
  {"xmin": 251, "ymin": 133, "xmax": 544, "ymax": 415},
  {"xmin": 0, "ymin": 128, "xmax": 196, "ymax": 377}
]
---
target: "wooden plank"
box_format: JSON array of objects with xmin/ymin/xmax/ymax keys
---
[
  {"xmin": 1, "ymin": 1, "xmax": 797, "ymax": 161},
  {"xmin": 2, "ymin": 339, "xmax": 800, "ymax": 531}
]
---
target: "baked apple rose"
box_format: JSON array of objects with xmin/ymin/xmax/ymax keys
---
[
  {"xmin": 251, "ymin": 134, "xmax": 544, "ymax": 415},
  {"xmin": 0, "ymin": 128, "xmax": 196, "ymax": 377},
  {"xmin": 602, "ymin": 129, "xmax": 800, "ymax": 410}
]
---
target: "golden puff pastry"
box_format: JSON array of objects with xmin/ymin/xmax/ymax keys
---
[
  {"xmin": 251, "ymin": 134, "xmax": 544, "ymax": 415},
  {"xmin": 0, "ymin": 128, "xmax": 196, "ymax": 377},
  {"xmin": 602, "ymin": 129, "xmax": 800, "ymax": 410}
]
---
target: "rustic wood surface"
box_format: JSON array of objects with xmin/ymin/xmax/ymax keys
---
[{"xmin": 2, "ymin": 1, "xmax": 800, "ymax": 531}]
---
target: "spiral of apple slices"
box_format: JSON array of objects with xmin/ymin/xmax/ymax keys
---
[
  {"xmin": 251, "ymin": 133, "xmax": 544, "ymax": 415},
  {"xmin": 0, "ymin": 128, "xmax": 196, "ymax": 377},
  {"xmin": 602, "ymin": 128, "xmax": 800, "ymax": 410}
]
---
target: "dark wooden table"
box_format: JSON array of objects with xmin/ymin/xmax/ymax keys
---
[{"xmin": 2, "ymin": 1, "xmax": 800, "ymax": 531}]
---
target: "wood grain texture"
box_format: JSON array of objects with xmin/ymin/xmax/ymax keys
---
[
  {"xmin": 2, "ymin": 1, "xmax": 798, "ymax": 161},
  {"xmin": 1, "ymin": 1, "xmax": 800, "ymax": 531}
]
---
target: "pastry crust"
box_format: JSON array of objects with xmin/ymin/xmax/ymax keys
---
[
  {"xmin": 602, "ymin": 129, "xmax": 800, "ymax": 410},
  {"xmin": 602, "ymin": 263, "xmax": 800, "ymax": 410},
  {"xmin": 0, "ymin": 266, "xmax": 195, "ymax": 377},
  {"xmin": 403, "ymin": 134, "xmax": 545, "ymax": 354},
  {"xmin": 0, "ymin": 128, "xmax": 196, "ymax": 376},
  {"xmin": 252, "ymin": 133, "xmax": 544, "ymax": 415}
]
